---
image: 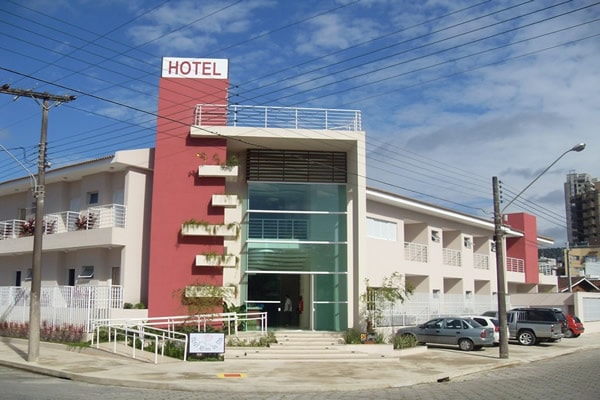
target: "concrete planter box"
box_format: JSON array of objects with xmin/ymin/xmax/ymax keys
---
[
  {"xmin": 185, "ymin": 285, "xmax": 236, "ymax": 299},
  {"xmin": 198, "ymin": 165, "xmax": 238, "ymax": 177},
  {"xmin": 195, "ymin": 254, "xmax": 237, "ymax": 268},
  {"xmin": 212, "ymin": 194, "xmax": 239, "ymax": 207},
  {"xmin": 181, "ymin": 223, "xmax": 238, "ymax": 237}
]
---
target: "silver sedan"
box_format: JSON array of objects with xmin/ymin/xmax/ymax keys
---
[{"xmin": 396, "ymin": 317, "xmax": 495, "ymax": 351}]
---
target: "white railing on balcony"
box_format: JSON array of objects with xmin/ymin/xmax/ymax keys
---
[
  {"xmin": 474, "ymin": 253, "xmax": 490, "ymax": 270},
  {"xmin": 539, "ymin": 263, "xmax": 555, "ymax": 276},
  {"xmin": 506, "ymin": 256, "xmax": 525, "ymax": 273},
  {"xmin": 248, "ymin": 218, "xmax": 309, "ymax": 240},
  {"xmin": 404, "ymin": 242, "xmax": 428, "ymax": 263},
  {"xmin": 194, "ymin": 104, "xmax": 362, "ymax": 131},
  {"xmin": 0, "ymin": 204, "xmax": 126, "ymax": 239},
  {"xmin": 443, "ymin": 248, "xmax": 462, "ymax": 267}
]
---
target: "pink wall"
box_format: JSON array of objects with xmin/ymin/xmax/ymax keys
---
[
  {"xmin": 505, "ymin": 213, "xmax": 539, "ymax": 284},
  {"xmin": 147, "ymin": 73, "xmax": 229, "ymax": 318}
]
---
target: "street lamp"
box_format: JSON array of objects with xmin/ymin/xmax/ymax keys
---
[{"xmin": 493, "ymin": 142, "xmax": 585, "ymax": 359}]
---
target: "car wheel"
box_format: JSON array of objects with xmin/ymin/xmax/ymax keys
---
[
  {"xmin": 458, "ymin": 338, "xmax": 474, "ymax": 351},
  {"xmin": 517, "ymin": 330, "xmax": 536, "ymax": 346},
  {"xmin": 564, "ymin": 329, "xmax": 574, "ymax": 338}
]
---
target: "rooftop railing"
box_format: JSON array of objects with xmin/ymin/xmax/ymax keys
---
[{"xmin": 194, "ymin": 104, "xmax": 362, "ymax": 131}]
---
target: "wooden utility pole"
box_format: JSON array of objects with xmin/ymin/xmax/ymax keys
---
[{"xmin": 0, "ymin": 84, "xmax": 75, "ymax": 362}]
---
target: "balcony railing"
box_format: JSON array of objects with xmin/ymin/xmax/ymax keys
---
[
  {"xmin": 194, "ymin": 104, "xmax": 362, "ymax": 131},
  {"xmin": 0, "ymin": 204, "xmax": 126, "ymax": 240},
  {"xmin": 506, "ymin": 256, "xmax": 525, "ymax": 273},
  {"xmin": 443, "ymin": 248, "xmax": 462, "ymax": 267},
  {"xmin": 474, "ymin": 253, "xmax": 490, "ymax": 270},
  {"xmin": 404, "ymin": 242, "xmax": 428, "ymax": 263},
  {"xmin": 248, "ymin": 218, "xmax": 309, "ymax": 240}
]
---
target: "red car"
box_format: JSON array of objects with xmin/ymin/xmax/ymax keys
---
[{"xmin": 565, "ymin": 314, "xmax": 585, "ymax": 338}]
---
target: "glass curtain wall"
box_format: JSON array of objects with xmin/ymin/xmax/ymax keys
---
[{"xmin": 246, "ymin": 182, "xmax": 348, "ymax": 330}]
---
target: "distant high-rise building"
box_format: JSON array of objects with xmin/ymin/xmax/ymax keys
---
[{"xmin": 564, "ymin": 172, "xmax": 600, "ymax": 245}]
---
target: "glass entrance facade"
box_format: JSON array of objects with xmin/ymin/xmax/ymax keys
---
[{"xmin": 245, "ymin": 182, "xmax": 348, "ymax": 330}]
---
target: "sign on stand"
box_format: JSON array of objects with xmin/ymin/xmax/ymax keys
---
[{"xmin": 189, "ymin": 332, "xmax": 225, "ymax": 355}]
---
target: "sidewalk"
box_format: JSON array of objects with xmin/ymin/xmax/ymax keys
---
[{"xmin": 1, "ymin": 332, "xmax": 599, "ymax": 393}]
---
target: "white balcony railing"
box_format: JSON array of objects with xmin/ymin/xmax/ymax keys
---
[
  {"xmin": 443, "ymin": 248, "xmax": 462, "ymax": 267},
  {"xmin": 0, "ymin": 204, "xmax": 126, "ymax": 240},
  {"xmin": 506, "ymin": 256, "xmax": 525, "ymax": 273},
  {"xmin": 474, "ymin": 253, "xmax": 490, "ymax": 270},
  {"xmin": 404, "ymin": 242, "xmax": 428, "ymax": 263},
  {"xmin": 194, "ymin": 104, "xmax": 362, "ymax": 131}
]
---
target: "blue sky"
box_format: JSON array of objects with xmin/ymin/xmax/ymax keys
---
[{"xmin": 1, "ymin": 0, "xmax": 599, "ymax": 245}]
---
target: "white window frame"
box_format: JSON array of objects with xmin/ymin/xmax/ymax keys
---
[{"xmin": 367, "ymin": 217, "xmax": 397, "ymax": 241}]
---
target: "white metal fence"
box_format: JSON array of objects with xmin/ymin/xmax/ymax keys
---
[
  {"xmin": 373, "ymin": 292, "xmax": 499, "ymax": 328},
  {"xmin": 0, "ymin": 285, "xmax": 122, "ymax": 332},
  {"xmin": 194, "ymin": 104, "xmax": 362, "ymax": 131}
]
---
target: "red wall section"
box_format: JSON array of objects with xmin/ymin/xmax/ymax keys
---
[
  {"xmin": 148, "ymin": 74, "xmax": 229, "ymax": 318},
  {"xmin": 505, "ymin": 213, "xmax": 539, "ymax": 284}
]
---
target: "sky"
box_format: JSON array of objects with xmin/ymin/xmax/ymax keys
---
[{"xmin": 0, "ymin": 0, "xmax": 598, "ymax": 246}]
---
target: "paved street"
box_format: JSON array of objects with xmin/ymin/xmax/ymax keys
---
[{"xmin": 2, "ymin": 347, "xmax": 598, "ymax": 399}]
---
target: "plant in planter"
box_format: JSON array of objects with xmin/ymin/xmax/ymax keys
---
[
  {"xmin": 20, "ymin": 218, "xmax": 35, "ymax": 236},
  {"xmin": 75, "ymin": 212, "xmax": 96, "ymax": 230}
]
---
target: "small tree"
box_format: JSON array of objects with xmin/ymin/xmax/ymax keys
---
[{"xmin": 360, "ymin": 272, "xmax": 413, "ymax": 331}]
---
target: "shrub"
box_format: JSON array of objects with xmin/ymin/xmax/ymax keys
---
[
  {"xmin": 343, "ymin": 328, "xmax": 363, "ymax": 344},
  {"xmin": 393, "ymin": 333, "xmax": 417, "ymax": 350}
]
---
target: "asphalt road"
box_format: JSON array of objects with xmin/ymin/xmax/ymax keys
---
[{"xmin": 1, "ymin": 348, "xmax": 598, "ymax": 400}]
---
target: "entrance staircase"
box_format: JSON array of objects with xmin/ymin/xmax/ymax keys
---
[{"xmin": 224, "ymin": 330, "xmax": 398, "ymax": 361}]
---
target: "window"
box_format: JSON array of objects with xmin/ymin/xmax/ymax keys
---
[
  {"xmin": 431, "ymin": 230, "xmax": 440, "ymax": 243},
  {"xmin": 25, "ymin": 268, "xmax": 32, "ymax": 281},
  {"xmin": 88, "ymin": 191, "xmax": 99, "ymax": 205},
  {"xmin": 432, "ymin": 289, "xmax": 440, "ymax": 299},
  {"xmin": 367, "ymin": 217, "xmax": 397, "ymax": 241},
  {"xmin": 78, "ymin": 266, "xmax": 94, "ymax": 279},
  {"xmin": 463, "ymin": 236, "xmax": 472, "ymax": 249}
]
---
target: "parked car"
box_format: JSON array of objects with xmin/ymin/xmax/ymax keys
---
[
  {"xmin": 480, "ymin": 308, "xmax": 563, "ymax": 345},
  {"xmin": 509, "ymin": 308, "xmax": 564, "ymax": 345},
  {"xmin": 463, "ymin": 315, "xmax": 500, "ymax": 345},
  {"xmin": 565, "ymin": 314, "xmax": 585, "ymax": 338},
  {"xmin": 396, "ymin": 317, "xmax": 495, "ymax": 351}
]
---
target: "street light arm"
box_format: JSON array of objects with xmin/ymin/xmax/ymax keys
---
[
  {"xmin": 501, "ymin": 143, "xmax": 585, "ymax": 213},
  {"xmin": 0, "ymin": 143, "xmax": 38, "ymax": 188}
]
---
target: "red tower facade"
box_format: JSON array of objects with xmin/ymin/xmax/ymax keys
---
[{"xmin": 147, "ymin": 57, "xmax": 230, "ymax": 317}]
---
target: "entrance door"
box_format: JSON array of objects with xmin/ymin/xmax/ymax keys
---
[{"xmin": 247, "ymin": 274, "xmax": 301, "ymax": 329}]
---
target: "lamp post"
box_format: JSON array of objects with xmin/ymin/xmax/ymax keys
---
[{"xmin": 493, "ymin": 142, "xmax": 585, "ymax": 359}]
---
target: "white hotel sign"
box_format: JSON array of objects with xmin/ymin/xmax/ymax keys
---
[{"xmin": 162, "ymin": 57, "xmax": 228, "ymax": 79}]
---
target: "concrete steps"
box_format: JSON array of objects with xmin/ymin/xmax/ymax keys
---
[{"xmin": 224, "ymin": 330, "xmax": 401, "ymax": 361}]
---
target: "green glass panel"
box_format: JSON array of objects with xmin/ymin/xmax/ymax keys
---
[
  {"xmin": 248, "ymin": 182, "xmax": 346, "ymax": 212},
  {"xmin": 246, "ymin": 242, "xmax": 347, "ymax": 273},
  {"xmin": 314, "ymin": 274, "xmax": 347, "ymax": 301},
  {"xmin": 248, "ymin": 213, "xmax": 346, "ymax": 241},
  {"xmin": 314, "ymin": 302, "xmax": 348, "ymax": 331}
]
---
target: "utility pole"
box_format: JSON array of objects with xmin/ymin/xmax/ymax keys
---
[
  {"xmin": 565, "ymin": 242, "xmax": 572, "ymax": 293},
  {"xmin": 0, "ymin": 84, "xmax": 75, "ymax": 362},
  {"xmin": 493, "ymin": 176, "xmax": 509, "ymax": 359}
]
